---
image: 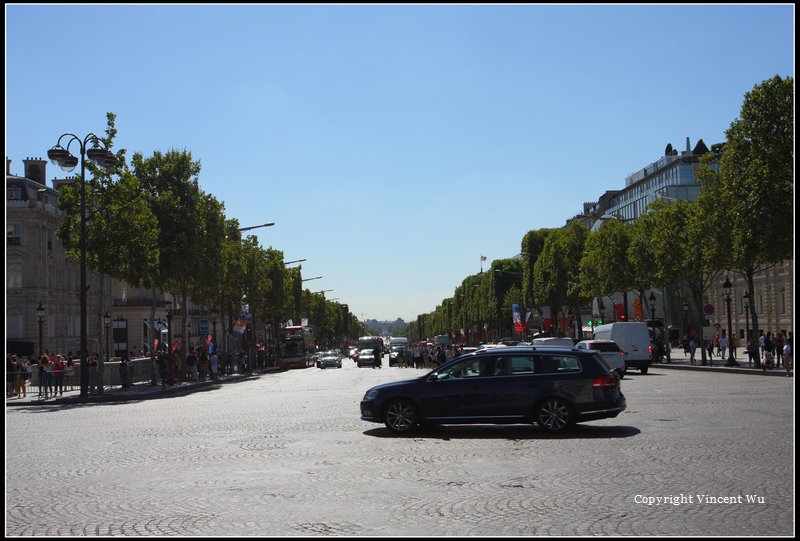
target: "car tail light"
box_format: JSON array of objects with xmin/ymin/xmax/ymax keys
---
[{"xmin": 593, "ymin": 375, "xmax": 618, "ymax": 388}]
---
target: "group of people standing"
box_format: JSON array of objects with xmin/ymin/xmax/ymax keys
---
[
  {"xmin": 6, "ymin": 352, "xmax": 78, "ymax": 399},
  {"xmin": 751, "ymin": 331, "xmax": 792, "ymax": 375},
  {"xmin": 681, "ymin": 330, "xmax": 791, "ymax": 374}
]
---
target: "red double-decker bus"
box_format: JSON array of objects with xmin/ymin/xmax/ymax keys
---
[{"xmin": 276, "ymin": 325, "xmax": 315, "ymax": 369}]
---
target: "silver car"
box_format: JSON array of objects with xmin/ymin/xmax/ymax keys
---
[
  {"xmin": 317, "ymin": 350, "xmax": 342, "ymax": 369},
  {"xmin": 576, "ymin": 339, "xmax": 626, "ymax": 378}
]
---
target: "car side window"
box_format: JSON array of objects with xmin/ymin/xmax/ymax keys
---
[
  {"xmin": 535, "ymin": 355, "xmax": 581, "ymax": 374},
  {"xmin": 509, "ymin": 356, "xmax": 535, "ymax": 374},
  {"xmin": 437, "ymin": 358, "xmax": 484, "ymax": 379}
]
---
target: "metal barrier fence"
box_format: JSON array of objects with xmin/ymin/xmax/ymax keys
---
[{"xmin": 6, "ymin": 357, "xmax": 157, "ymax": 396}]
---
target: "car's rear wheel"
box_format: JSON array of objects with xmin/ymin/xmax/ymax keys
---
[
  {"xmin": 535, "ymin": 397, "xmax": 574, "ymax": 433},
  {"xmin": 383, "ymin": 399, "xmax": 418, "ymax": 434},
  {"xmin": 640, "ymin": 366, "xmax": 649, "ymax": 374},
  {"xmin": 618, "ymin": 368, "xmax": 626, "ymax": 379}
]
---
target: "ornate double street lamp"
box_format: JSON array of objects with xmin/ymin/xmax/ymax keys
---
[
  {"xmin": 48, "ymin": 133, "xmax": 116, "ymax": 399},
  {"xmin": 723, "ymin": 277, "xmax": 738, "ymax": 367},
  {"xmin": 36, "ymin": 302, "xmax": 45, "ymax": 356}
]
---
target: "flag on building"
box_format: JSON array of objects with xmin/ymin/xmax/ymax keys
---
[{"xmin": 480, "ymin": 255, "xmax": 487, "ymax": 261}]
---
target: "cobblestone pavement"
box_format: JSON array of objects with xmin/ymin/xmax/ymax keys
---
[{"xmin": 5, "ymin": 360, "xmax": 794, "ymax": 537}]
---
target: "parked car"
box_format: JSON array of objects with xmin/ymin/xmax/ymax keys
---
[
  {"xmin": 575, "ymin": 339, "xmax": 626, "ymax": 378},
  {"xmin": 317, "ymin": 350, "xmax": 342, "ymax": 369},
  {"xmin": 360, "ymin": 345, "xmax": 625, "ymax": 434},
  {"xmin": 356, "ymin": 349, "xmax": 375, "ymax": 368}
]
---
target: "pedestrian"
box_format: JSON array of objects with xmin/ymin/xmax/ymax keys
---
[
  {"xmin": 119, "ymin": 355, "xmax": 128, "ymax": 388},
  {"xmin": 87, "ymin": 355, "xmax": 98, "ymax": 394},
  {"xmin": 42, "ymin": 354, "xmax": 54, "ymax": 398},
  {"xmin": 6, "ymin": 355, "xmax": 16, "ymax": 397},
  {"xmin": 65, "ymin": 357, "xmax": 76, "ymax": 390},
  {"xmin": 689, "ymin": 337, "xmax": 696, "ymax": 364},
  {"xmin": 719, "ymin": 332, "xmax": 728, "ymax": 361},
  {"xmin": 156, "ymin": 352, "xmax": 167, "ymax": 389},
  {"xmin": 764, "ymin": 332, "xmax": 774, "ymax": 362},
  {"xmin": 774, "ymin": 333, "xmax": 785, "ymax": 368},
  {"xmin": 758, "ymin": 331, "xmax": 766, "ymax": 360},
  {"xmin": 210, "ymin": 350, "xmax": 219, "ymax": 380},
  {"xmin": 14, "ymin": 358, "xmax": 28, "ymax": 398},
  {"xmin": 52, "ymin": 355, "xmax": 65, "ymax": 396},
  {"xmin": 373, "ymin": 346, "xmax": 382, "ymax": 369},
  {"xmin": 185, "ymin": 349, "xmax": 197, "ymax": 381},
  {"xmin": 126, "ymin": 354, "xmax": 134, "ymax": 387},
  {"xmin": 782, "ymin": 341, "xmax": 792, "ymax": 376},
  {"xmin": 746, "ymin": 338, "xmax": 758, "ymax": 368}
]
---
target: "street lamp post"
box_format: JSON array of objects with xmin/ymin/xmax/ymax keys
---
[
  {"xmin": 165, "ymin": 301, "xmax": 173, "ymax": 356},
  {"xmin": 104, "ymin": 312, "xmax": 111, "ymax": 361},
  {"xmin": 743, "ymin": 292, "xmax": 752, "ymax": 367},
  {"xmin": 211, "ymin": 308, "xmax": 218, "ymax": 352},
  {"xmin": 723, "ymin": 277, "xmax": 738, "ymax": 367},
  {"xmin": 649, "ymin": 292, "xmax": 657, "ymax": 363},
  {"xmin": 103, "ymin": 313, "xmax": 111, "ymax": 393},
  {"xmin": 47, "ymin": 132, "xmax": 116, "ymax": 399},
  {"xmin": 36, "ymin": 302, "xmax": 45, "ymax": 356},
  {"xmin": 682, "ymin": 301, "xmax": 689, "ymax": 340}
]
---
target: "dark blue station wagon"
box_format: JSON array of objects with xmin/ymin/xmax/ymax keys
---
[{"xmin": 360, "ymin": 346, "xmax": 626, "ymax": 434}]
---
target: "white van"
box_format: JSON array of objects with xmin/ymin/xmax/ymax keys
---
[{"xmin": 592, "ymin": 322, "xmax": 651, "ymax": 374}]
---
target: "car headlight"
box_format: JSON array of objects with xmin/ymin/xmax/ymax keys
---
[{"xmin": 364, "ymin": 389, "xmax": 379, "ymax": 400}]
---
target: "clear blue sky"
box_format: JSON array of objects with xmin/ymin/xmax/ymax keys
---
[{"xmin": 6, "ymin": 4, "xmax": 794, "ymax": 323}]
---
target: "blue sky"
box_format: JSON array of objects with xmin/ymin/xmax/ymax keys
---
[{"xmin": 6, "ymin": 4, "xmax": 794, "ymax": 322}]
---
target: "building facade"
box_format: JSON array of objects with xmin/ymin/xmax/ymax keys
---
[{"xmin": 572, "ymin": 139, "xmax": 793, "ymax": 347}]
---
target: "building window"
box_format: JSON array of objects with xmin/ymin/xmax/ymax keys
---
[
  {"xmin": 7, "ymin": 223, "xmax": 21, "ymax": 245},
  {"xmin": 6, "ymin": 311, "xmax": 23, "ymax": 339},
  {"xmin": 8, "ymin": 187, "xmax": 23, "ymax": 200},
  {"xmin": 779, "ymin": 288, "xmax": 785, "ymax": 314},
  {"xmin": 8, "ymin": 263, "xmax": 23, "ymax": 288}
]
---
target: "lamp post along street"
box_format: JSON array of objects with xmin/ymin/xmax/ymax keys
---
[
  {"xmin": 723, "ymin": 277, "xmax": 738, "ymax": 367},
  {"xmin": 37, "ymin": 302, "xmax": 45, "ymax": 357},
  {"xmin": 649, "ymin": 292, "xmax": 657, "ymax": 363},
  {"xmin": 47, "ymin": 133, "xmax": 116, "ymax": 399},
  {"xmin": 744, "ymin": 293, "xmax": 751, "ymax": 366}
]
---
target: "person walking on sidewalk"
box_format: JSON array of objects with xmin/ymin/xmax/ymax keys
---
[
  {"xmin": 782, "ymin": 341, "xmax": 792, "ymax": 376},
  {"xmin": 774, "ymin": 333, "xmax": 785, "ymax": 368}
]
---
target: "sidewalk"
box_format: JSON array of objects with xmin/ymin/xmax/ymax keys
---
[
  {"xmin": 5, "ymin": 367, "xmax": 284, "ymax": 407},
  {"xmin": 648, "ymin": 346, "xmax": 792, "ymax": 377}
]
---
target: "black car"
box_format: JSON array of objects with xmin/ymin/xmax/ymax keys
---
[{"xmin": 360, "ymin": 346, "xmax": 625, "ymax": 434}]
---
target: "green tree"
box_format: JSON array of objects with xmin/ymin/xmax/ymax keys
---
[{"xmin": 696, "ymin": 74, "xmax": 793, "ymax": 338}]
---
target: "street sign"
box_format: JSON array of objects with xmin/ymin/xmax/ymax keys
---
[{"xmin": 704, "ymin": 304, "xmax": 715, "ymax": 316}]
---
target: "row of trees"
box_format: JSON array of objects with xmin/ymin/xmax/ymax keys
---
[
  {"xmin": 405, "ymin": 75, "xmax": 793, "ymax": 358},
  {"xmin": 56, "ymin": 114, "xmax": 360, "ymax": 381}
]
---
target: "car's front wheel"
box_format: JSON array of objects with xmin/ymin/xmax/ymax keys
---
[
  {"xmin": 535, "ymin": 397, "xmax": 574, "ymax": 433},
  {"xmin": 383, "ymin": 399, "xmax": 418, "ymax": 434}
]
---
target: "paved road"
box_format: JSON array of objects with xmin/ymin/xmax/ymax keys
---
[{"xmin": 5, "ymin": 360, "xmax": 794, "ymax": 536}]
